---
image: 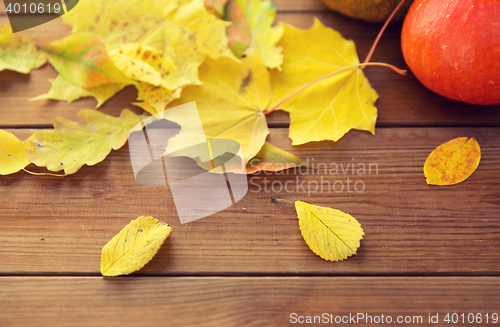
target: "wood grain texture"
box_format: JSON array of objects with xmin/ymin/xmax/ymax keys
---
[
  {"xmin": 0, "ymin": 1, "xmax": 499, "ymax": 323},
  {"xmin": 1, "ymin": 14, "xmax": 499, "ymax": 128},
  {"xmin": 1, "ymin": 277, "xmax": 499, "ymax": 327},
  {"xmin": 275, "ymin": 0, "xmax": 330, "ymax": 11},
  {"xmin": 1, "ymin": 127, "xmax": 499, "ymax": 275}
]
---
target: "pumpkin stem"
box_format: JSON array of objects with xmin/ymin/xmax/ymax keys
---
[
  {"xmin": 362, "ymin": 0, "xmax": 407, "ymax": 67},
  {"xmin": 270, "ymin": 198, "xmax": 295, "ymax": 204}
]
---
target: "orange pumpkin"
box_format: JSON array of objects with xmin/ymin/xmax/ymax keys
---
[
  {"xmin": 401, "ymin": 0, "xmax": 500, "ymax": 105},
  {"xmin": 320, "ymin": 0, "xmax": 413, "ymax": 23}
]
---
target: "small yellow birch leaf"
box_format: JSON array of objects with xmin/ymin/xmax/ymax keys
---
[
  {"xmin": 111, "ymin": 43, "xmax": 197, "ymax": 90},
  {"xmin": 109, "ymin": 51, "xmax": 163, "ymax": 86},
  {"xmin": 295, "ymin": 201, "xmax": 364, "ymax": 262},
  {"xmin": 31, "ymin": 75, "xmax": 126, "ymax": 108},
  {"xmin": 424, "ymin": 137, "xmax": 481, "ymax": 185},
  {"xmin": 165, "ymin": 47, "xmax": 270, "ymax": 164},
  {"xmin": 270, "ymin": 19, "xmax": 378, "ymax": 145},
  {"xmin": 25, "ymin": 109, "xmax": 144, "ymax": 175},
  {"xmin": 0, "ymin": 130, "xmax": 32, "ymax": 175},
  {"xmin": 101, "ymin": 216, "xmax": 172, "ymax": 277},
  {"xmin": 0, "ymin": 25, "xmax": 46, "ymax": 74}
]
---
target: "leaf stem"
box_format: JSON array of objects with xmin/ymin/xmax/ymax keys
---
[
  {"xmin": 270, "ymin": 198, "xmax": 295, "ymax": 204},
  {"xmin": 263, "ymin": 62, "xmax": 406, "ymax": 115},
  {"xmin": 362, "ymin": 0, "xmax": 407, "ymax": 67},
  {"xmin": 22, "ymin": 168, "xmax": 67, "ymax": 177}
]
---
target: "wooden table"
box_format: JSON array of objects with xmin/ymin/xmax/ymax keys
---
[{"xmin": 2, "ymin": 1, "xmax": 500, "ymax": 326}]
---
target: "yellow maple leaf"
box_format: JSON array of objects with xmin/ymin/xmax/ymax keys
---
[
  {"xmin": 0, "ymin": 130, "xmax": 32, "ymax": 175},
  {"xmin": 295, "ymin": 201, "xmax": 364, "ymax": 262},
  {"xmin": 165, "ymin": 48, "xmax": 270, "ymax": 164},
  {"xmin": 156, "ymin": 19, "xmax": 206, "ymax": 86},
  {"xmin": 227, "ymin": 0, "xmax": 283, "ymax": 69},
  {"xmin": 101, "ymin": 216, "xmax": 172, "ymax": 277},
  {"xmin": 25, "ymin": 109, "xmax": 144, "ymax": 175},
  {"xmin": 149, "ymin": 18, "xmax": 382, "ymax": 171},
  {"xmin": 270, "ymin": 18, "xmax": 378, "ymax": 145},
  {"xmin": 133, "ymin": 20, "xmax": 206, "ymax": 111},
  {"xmin": 424, "ymin": 137, "xmax": 481, "ymax": 185},
  {"xmin": 31, "ymin": 75, "xmax": 126, "ymax": 108},
  {"xmin": 0, "ymin": 25, "xmax": 46, "ymax": 74}
]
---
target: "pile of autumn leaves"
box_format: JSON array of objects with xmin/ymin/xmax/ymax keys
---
[
  {"xmin": 0, "ymin": 0, "xmax": 483, "ymax": 272},
  {"xmin": 0, "ymin": 0, "xmax": 379, "ymax": 176}
]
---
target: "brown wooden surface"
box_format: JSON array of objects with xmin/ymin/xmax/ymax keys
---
[
  {"xmin": 1, "ymin": 13, "xmax": 500, "ymax": 128},
  {"xmin": 2, "ymin": 127, "xmax": 500, "ymax": 276},
  {"xmin": 1, "ymin": 277, "xmax": 500, "ymax": 327},
  {"xmin": 1, "ymin": 1, "xmax": 500, "ymax": 326}
]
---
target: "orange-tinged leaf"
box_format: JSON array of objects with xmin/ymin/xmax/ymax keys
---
[
  {"xmin": 424, "ymin": 137, "xmax": 481, "ymax": 185},
  {"xmin": 195, "ymin": 141, "xmax": 306, "ymax": 174},
  {"xmin": 225, "ymin": 0, "xmax": 283, "ymax": 69},
  {"xmin": 101, "ymin": 216, "xmax": 171, "ymax": 277},
  {"xmin": 245, "ymin": 142, "xmax": 306, "ymax": 174},
  {"xmin": 205, "ymin": 0, "xmax": 229, "ymax": 17},
  {"xmin": 225, "ymin": 0, "xmax": 251, "ymax": 58},
  {"xmin": 41, "ymin": 33, "xmax": 137, "ymax": 88}
]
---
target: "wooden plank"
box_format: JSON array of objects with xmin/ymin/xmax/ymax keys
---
[
  {"xmin": 275, "ymin": 0, "xmax": 330, "ymax": 11},
  {"xmin": 1, "ymin": 127, "xmax": 499, "ymax": 275},
  {"xmin": 1, "ymin": 13, "xmax": 500, "ymax": 128},
  {"xmin": 0, "ymin": 277, "xmax": 499, "ymax": 326}
]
